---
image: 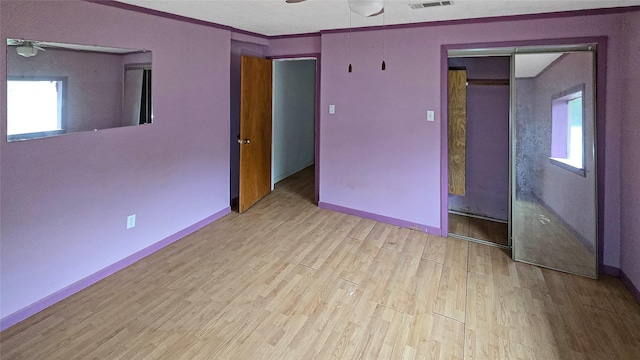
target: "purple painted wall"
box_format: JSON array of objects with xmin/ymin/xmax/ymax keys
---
[
  {"xmin": 620, "ymin": 11, "xmax": 640, "ymax": 295},
  {"xmin": 122, "ymin": 51, "xmax": 152, "ymax": 65},
  {"xmin": 447, "ymin": 57, "xmax": 510, "ymax": 221},
  {"xmin": 8, "ymin": 48, "xmax": 123, "ymax": 132},
  {"xmin": 1, "ymin": 0, "xmax": 231, "ymax": 320},
  {"xmin": 266, "ymin": 36, "xmax": 321, "ymax": 57},
  {"xmin": 515, "ymin": 52, "xmax": 596, "ymax": 252},
  {"xmin": 319, "ymin": 12, "xmax": 630, "ymax": 269}
]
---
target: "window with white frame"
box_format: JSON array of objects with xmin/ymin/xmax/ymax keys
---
[{"xmin": 550, "ymin": 84, "xmax": 585, "ymax": 176}]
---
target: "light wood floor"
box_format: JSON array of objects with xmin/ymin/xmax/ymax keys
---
[
  {"xmin": 2, "ymin": 166, "xmax": 640, "ymax": 359},
  {"xmin": 448, "ymin": 213, "xmax": 509, "ymax": 246}
]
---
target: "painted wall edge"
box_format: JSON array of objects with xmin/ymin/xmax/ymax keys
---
[
  {"xmin": 319, "ymin": 201, "xmax": 441, "ymax": 235},
  {"xmin": 621, "ymin": 269, "xmax": 640, "ymax": 305},
  {"xmin": 0, "ymin": 207, "xmax": 231, "ymax": 332}
]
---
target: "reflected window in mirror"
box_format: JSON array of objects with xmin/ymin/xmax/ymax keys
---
[
  {"xmin": 123, "ymin": 65, "xmax": 152, "ymax": 126},
  {"xmin": 6, "ymin": 38, "xmax": 152, "ymax": 142},
  {"xmin": 550, "ymin": 84, "xmax": 585, "ymax": 176},
  {"xmin": 7, "ymin": 77, "xmax": 67, "ymax": 141}
]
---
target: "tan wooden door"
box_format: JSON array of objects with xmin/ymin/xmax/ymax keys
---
[
  {"xmin": 239, "ymin": 55, "xmax": 273, "ymax": 212},
  {"xmin": 448, "ymin": 69, "xmax": 467, "ymax": 196}
]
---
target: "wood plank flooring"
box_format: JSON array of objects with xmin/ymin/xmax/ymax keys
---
[
  {"xmin": 448, "ymin": 213, "xmax": 509, "ymax": 246},
  {"xmin": 2, "ymin": 166, "xmax": 639, "ymax": 359}
]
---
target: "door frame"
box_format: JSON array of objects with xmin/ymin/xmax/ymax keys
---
[
  {"xmin": 268, "ymin": 53, "xmax": 321, "ymax": 204},
  {"xmin": 440, "ymin": 37, "xmax": 608, "ymax": 272}
]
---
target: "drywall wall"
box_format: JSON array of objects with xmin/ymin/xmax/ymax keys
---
[
  {"xmin": 272, "ymin": 59, "xmax": 316, "ymax": 183},
  {"xmin": 7, "ymin": 48, "xmax": 123, "ymax": 133},
  {"xmin": 1, "ymin": 0, "xmax": 231, "ymax": 322},
  {"xmin": 266, "ymin": 35, "xmax": 321, "ymax": 57},
  {"xmin": 515, "ymin": 52, "xmax": 597, "ymax": 252},
  {"xmin": 319, "ymin": 11, "xmax": 628, "ymax": 268},
  {"xmin": 620, "ymin": 11, "xmax": 640, "ymax": 295},
  {"xmin": 122, "ymin": 51, "xmax": 153, "ymax": 66},
  {"xmin": 447, "ymin": 57, "xmax": 510, "ymax": 221}
]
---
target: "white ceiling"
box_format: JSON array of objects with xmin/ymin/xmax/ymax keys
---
[
  {"xmin": 115, "ymin": 0, "xmax": 640, "ymax": 37},
  {"xmin": 514, "ymin": 53, "xmax": 563, "ymax": 78}
]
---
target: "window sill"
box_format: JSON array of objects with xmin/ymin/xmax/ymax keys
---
[
  {"xmin": 8, "ymin": 129, "xmax": 66, "ymax": 142},
  {"xmin": 549, "ymin": 157, "xmax": 586, "ymax": 177}
]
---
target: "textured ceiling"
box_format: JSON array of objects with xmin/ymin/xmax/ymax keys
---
[{"xmin": 115, "ymin": 0, "xmax": 640, "ymax": 36}]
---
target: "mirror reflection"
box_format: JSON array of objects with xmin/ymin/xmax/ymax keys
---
[
  {"xmin": 6, "ymin": 39, "xmax": 152, "ymax": 141},
  {"xmin": 513, "ymin": 51, "xmax": 597, "ymax": 278}
]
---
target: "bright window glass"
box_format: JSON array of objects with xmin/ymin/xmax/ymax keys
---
[
  {"xmin": 566, "ymin": 97, "xmax": 583, "ymax": 168},
  {"xmin": 550, "ymin": 88, "xmax": 584, "ymax": 172},
  {"xmin": 7, "ymin": 80, "xmax": 63, "ymax": 136}
]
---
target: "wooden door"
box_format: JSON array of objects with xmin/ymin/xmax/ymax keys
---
[
  {"xmin": 448, "ymin": 69, "xmax": 467, "ymax": 196},
  {"xmin": 239, "ymin": 55, "xmax": 273, "ymax": 212}
]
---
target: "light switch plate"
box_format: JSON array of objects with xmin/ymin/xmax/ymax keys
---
[
  {"xmin": 329, "ymin": 105, "xmax": 335, "ymax": 114},
  {"xmin": 427, "ymin": 110, "xmax": 435, "ymax": 122},
  {"xmin": 127, "ymin": 214, "xmax": 136, "ymax": 229}
]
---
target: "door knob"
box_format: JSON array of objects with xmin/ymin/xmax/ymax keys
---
[{"xmin": 237, "ymin": 138, "xmax": 251, "ymax": 144}]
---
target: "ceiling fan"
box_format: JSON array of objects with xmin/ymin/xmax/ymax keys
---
[
  {"xmin": 286, "ymin": 0, "xmax": 385, "ymax": 17},
  {"xmin": 7, "ymin": 39, "xmax": 46, "ymax": 57}
]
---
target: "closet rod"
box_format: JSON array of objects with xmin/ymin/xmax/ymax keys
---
[{"xmin": 466, "ymin": 79, "xmax": 510, "ymax": 86}]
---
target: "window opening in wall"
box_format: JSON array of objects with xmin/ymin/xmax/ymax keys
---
[
  {"xmin": 7, "ymin": 78, "xmax": 65, "ymax": 140},
  {"xmin": 550, "ymin": 84, "xmax": 585, "ymax": 176}
]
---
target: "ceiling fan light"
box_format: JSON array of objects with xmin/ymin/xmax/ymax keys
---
[
  {"xmin": 348, "ymin": 0, "xmax": 384, "ymax": 17},
  {"xmin": 16, "ymin": 45, "xmax": 37, "ymax": 57}
]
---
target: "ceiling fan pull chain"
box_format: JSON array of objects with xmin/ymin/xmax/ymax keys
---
[
  {"xmin": 349, "ymin": 9, "xmax": 353, "ymax": 73},
  {"xmin": 382, "ymin": 5, "xmax": 386, "ymax": 71}
]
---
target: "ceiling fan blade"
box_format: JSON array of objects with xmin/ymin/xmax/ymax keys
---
[
  {"xmin": 368, "ymin": 8, "xmax": 384, "ymax": 17},
  {"xmin": 33, "ymin": 45, "xmax": 46, "ymax": 51},
  {"xmin": 285, "ymin": 0, "xmax": 306, "ymax": 3}
]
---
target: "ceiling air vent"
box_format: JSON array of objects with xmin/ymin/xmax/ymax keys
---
[{"xmin": 409, "ymin": 1, "xmax": 453, "ymax": 10}]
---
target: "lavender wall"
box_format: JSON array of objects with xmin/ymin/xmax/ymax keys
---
[
  {"xmin": 266, "ymin": 36, "xmax": 321, "ymax": 57},
  {"xmin": 1, "ymin": 0, "xmax": 231, "ymax": 320},
  {"xmin": 620, "ymin": 11, "xmax": 640, "ymax": 293},
  {"xmin": 230, "ymin": 40, "xmax": 266, "ymax": 201},
  {"xmin": 515, "ymin": 52, "xmax": 596, "ymax": 251},
  {"xmin": 447, "ymin": 57, "xmax": 510, "ymax": 221},
  {"xmin": 8, "ymin": 48, "xmax": 123, "ymax": 132},
  {"xmin": 319, "ymin": 12, "xmax": 629, "ymax": 268},
  {"xmin": 122, "ymin": 51, "xmax": 152, "ymax": 66}
]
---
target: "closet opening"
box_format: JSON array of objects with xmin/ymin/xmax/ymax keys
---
[
  {"xmin": 442, "ymin": 40, "xmax": 603, "ymax": 279},
  {"xmin": 446, "ymin": 56, "xmax": 510, "ymax": 248}
]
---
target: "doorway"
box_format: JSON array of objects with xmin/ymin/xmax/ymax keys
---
[
  {"xmin": 443, "ymin": 40, "xmax": 602, "ymax": 279},
  {"xmin": 272, "ymin": 58, "xmax": 317, "ymax": 190},
  {"xmin": 230, "ymin": 53, "xmax": 319, "ymax": 212}
]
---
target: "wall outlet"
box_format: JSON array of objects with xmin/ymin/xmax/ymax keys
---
[
  {"xmin": 329, "ymin": 104, "xmax": 335, "ymax": 114},
  {"xmin": 427, "ymin": 110, "xmax": 435, "ymax": 122},
  {"xmin": 127, "ymin": 214, "xmax": 136, "ymax": 229}
]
